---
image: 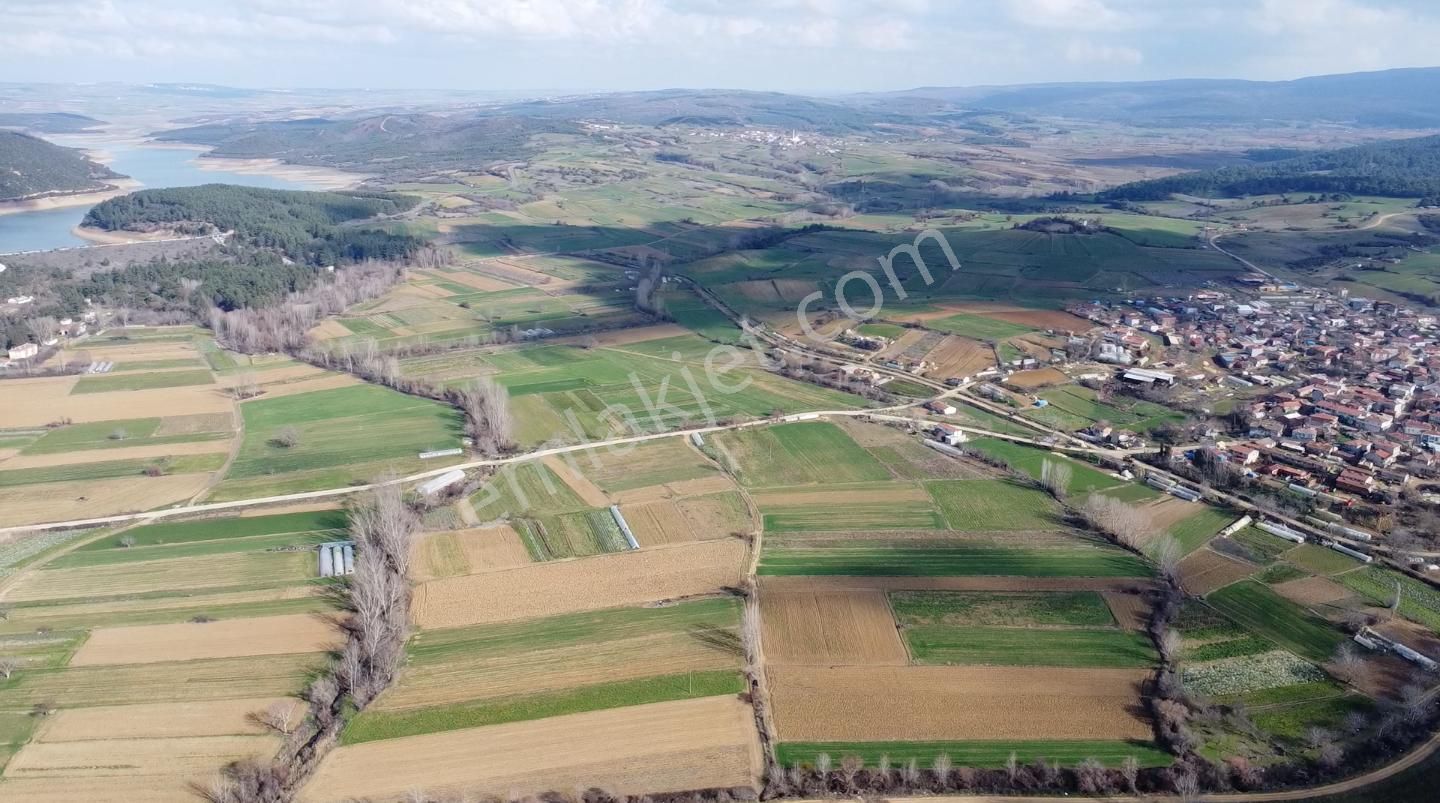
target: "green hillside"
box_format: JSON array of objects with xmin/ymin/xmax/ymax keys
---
[{"xmin": 0, "ymin": 131, "xmax": 122, "ymax": 201}]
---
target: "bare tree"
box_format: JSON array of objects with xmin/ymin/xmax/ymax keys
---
[
  {"xmin": 252, "ymin": 700, "xmax": 299, "ymax": 735},
  {"xmin": 178, "ymin": 277, "xmax": 204, "ymax": 301},
  {"xmin": 1120, "ymin": 755, "xmax": 1139, "ymax": 793},
  {"xmin": 273, "ymin": 426, "xmax": 301, "ymax": 448},
  {"xmin": 27, "ymin": 316, "xmax": 60, "ymax": 345},
  {"xmin": 1078, "ymin": 494, "xmax": 1155, "ymax": 552},
  {"xmin": 458, "ymin": 377, "xmax": 515, "ymax": 456},
  {"xmin": 0, "ymin": 657, "xmax": 18, "ymax": 679},
  {"xmin": 1332, "ymin": 643, "xmax": 1369, "ymax": 686},
  {"xmin": 932, "ymin": 753, "xmax": 952, "ymax": 786},
  {"xmin": 1039, "ymin": 459, "xmax": 1072, "ymax": 501},
  {"xmin": 1159, "ymin": 628, "xmax": 1184, "ymax": 664},
  {"xmin": 232, "ymin": 372, "xmax": 262, "ymax": 400}
]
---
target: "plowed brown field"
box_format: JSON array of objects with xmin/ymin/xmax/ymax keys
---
[
  {"xmin": 1177, "ymin": 549, "xmax": 1257, "ymax": 596},
  {"xmin": 1005, "ymin": 367, "xmax": 1068, "ymax": 389},
  {"xmin": 298, "ymin": 696, "xmax": 760, "ymax": 802},
  {"xmin": 623, "ymin": 500, "xmax": 698, "ymax": 546},
  {"xmin": 1102, "ymin": 591, "xmax": 1151, "ymax": 631},
  {"xmin": 412, "ymin": 539, "xmax": 748, "ymax": 629},
  {"xmin": 1273, "ymin": 575, "xmax": 1353, "ymax": 606},
  {"xmin": 761, "ymin": 588, "xmax": 908, "ymax": 665},
  {"xmin": 923, "ymin": 335, "xmax": 995, "ymax": 379},
  {"xmin": 768, "ymin": 665, "xmax": 1151, "ymax": 741}
]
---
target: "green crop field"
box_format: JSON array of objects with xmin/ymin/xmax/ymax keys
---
[
  {"xmin": 343, "ymin": 670, "xmax": 744, "ymax": 744},
  {"xmin": 470, "ymin": 461, "xmax": 587, "ymax": 521},
  {"xmin": 1206, "ymin": 581, "xmax": 1344, "ymax": 663},
  {"xmin": 73, "ymin": 510, "xmax": 347, "ymax": 552},
  {"xmin": 926, "ymin": 312, "xmax": 1034, "ymax": 340},
  {"xmin": 762, "ymin": 498, "xmax": 945, "ymax": 532},
  {"xmin": 1228, "ymin": 527, "xmax": 1298, "ymax": 565},
  {"xmin": 719, "ymin": 421, "xmax": 890, "ymax": 487},
  {"xmin": 0, "ymin": 452, "xmax": 226, "ymax": 488},
  {"xmin": 775, "ymin": 740, "xmax": 1172, "ymax": 769},
  {"xmin": 962, "ymin": 438, "xmax": 1122, "ymax": 496},
  {"xmin": 578, "ymin": 437, "xmax": 718, "ymax": 493},
  {"xmin": 1283, "ymin": 543, "xmax": 1363, "ymax": 576},
  {"xmin": 1029, "ymin": 386, "xmax": 1184, "ymax": 434},
  {"xmin": 20, "ymin": 417, "xmax": 230, "ymax": 455},
  {"xmin": 925, "ymin": 478, "xmax": 1058, "ymax": 530},
  {"xmin": 1166, "ymin": 507, "xmax": 1238, "ymax": 556},
  {"xmin": 1337, "ymin": 566, "xmax": 1440, "ymax": 631},
  {"xmin": 760, "ymin": 535, "xmax": 1151, "ymax": 577},
  {"xmin": 70, "ymin": 369, "xmax": 215, "ymax": 394},
  {"xmin": 902, "ymin": 625, "xmax": 1156, "ymax": 667},
  {"xmin": 890, "ymin": 590, "xmax": 1155, "ymax": 667},
  {"xmin": 209, "ymin": 384, "xmax": 463, "ymax": 500},
  {"xmin": 890, "ymin": 590, "xmax": 1118, "ymax": 627}
]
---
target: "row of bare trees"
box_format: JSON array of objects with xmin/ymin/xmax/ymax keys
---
[
  {"xmin": 201, "ymin": 483, "xmax": 418, "ymax": 803},
  {"xmin": 209, "ymin": 261, "xmax": 409, "ymax": 354},
  {"xmin": 456, "ymin": 377, "xmax": 516, "ymax": 457}
]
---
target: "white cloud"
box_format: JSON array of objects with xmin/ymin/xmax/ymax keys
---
[
  {"xmin": 1005, "ymin": 0, "xmax": 1135, "ymax": 31},
  {"xmin": 1065, "ymin": 38, "xmax": 1143, "ymax": 65}
]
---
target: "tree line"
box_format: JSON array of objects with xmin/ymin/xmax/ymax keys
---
[{"xmin": 1093, "ymin": 134, "xmax": 1440, "ymax": 201}]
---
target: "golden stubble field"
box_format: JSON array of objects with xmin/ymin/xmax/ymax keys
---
[
  {"xmin": 767, "ymin": 665, "xmax": 1153, "ymax": 742},
  {"xmin": 411, "ymin": 538, "xmax": 749, "ymax": 629},
  {"xmin": 299, "ymin": 696, "xmax": 761, "ymax": 802},
  {"xmin": 68, "ymin": 614, "xmax": 340, "ymax": 666}
]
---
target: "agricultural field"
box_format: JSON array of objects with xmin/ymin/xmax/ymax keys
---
[
  {"xmin": 0, "ymin": 508, "xmax": 345, "ymax": 799},
  {"xmin": 1023, "ymin": 385, "xmax": 1185, "ymax": 435},
  {"xmin": 399, "ymin": 334, "xmax": 866, "ymax": 447},
  {"xmin": 0, "ymin": 331, "xmax": 243, "ymax": 527},
  {"xmin": 206, "ymin": 383, "xmax": 465, "ymax": 501},
  {"xmin": 736, "ymin": 419, "xmax": 1164, "ymax": 770}
]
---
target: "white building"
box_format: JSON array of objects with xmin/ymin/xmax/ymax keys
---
[{"xmin": 7, "ymin": 342, "xmax": 38, "ymax": 361}]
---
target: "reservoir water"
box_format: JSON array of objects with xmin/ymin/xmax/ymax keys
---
[{"xmin": 0, "ymin": 141, "xmax": 323, "ymax": 254}]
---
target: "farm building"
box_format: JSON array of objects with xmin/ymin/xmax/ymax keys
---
[
  {"xmin": 419, "ymin": 469, "xmax": 467, "ymax": 497},
  {"xmin": 924, "ymin": 401, "xmax": 957, "ymax": 416},
  {"xmin": 1121, "ymin": 368, "xmax": 1176, "ymax": 387},
  {"xmin": 7, "ymin": 342, "xmax": 38, "ymax": 361},
  {"xmin": 930, "ymin": 424, "xmax": 968, "ymax": 446}
]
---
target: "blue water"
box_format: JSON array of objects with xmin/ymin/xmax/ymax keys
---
[{"xmin": 0, "ymin": 142, "xmax": 319, "ymax": 254}]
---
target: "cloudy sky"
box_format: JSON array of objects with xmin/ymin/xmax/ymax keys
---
[{"xmin": 2, "ymin": 0, "xmax": 1438, "ymax": 92}]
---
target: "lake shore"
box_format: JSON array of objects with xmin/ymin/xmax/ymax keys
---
[
  {"xmin": 193, "ymin": 155, "xmax": 370, "ymax": 190},
  {"xmin": 70, "ymin": 225, "xmax": 181, "ymax": 246},
  {"xmin": 0, "ymin": 179, "xmax": 143, "ymax": 218}
]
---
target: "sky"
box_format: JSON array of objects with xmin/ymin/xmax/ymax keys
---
[{"xmin": 2, "ymin": 0, "xmax": 1439, "ymax": 93}]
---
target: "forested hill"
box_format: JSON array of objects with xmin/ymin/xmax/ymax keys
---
[
  {"xmin": 0, "ymin": 131, "xmax": 122, "ymax": 201},
  {"xmin": 1095, "ymin": 134, "xmax": 1440, "ymax": 202},
  {"xmin": 83, "ymin": 184, "xmax": 423, "ymax": 266}
]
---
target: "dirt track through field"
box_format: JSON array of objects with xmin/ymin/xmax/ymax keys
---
[
  {"xmin": 36, "ymin": 698, "xmax": 303, "ymax": 741},
  {"xmin": 298, "ymin": 696, "xmax": 760, "ymax": 801},
  {"xmin": 761, "ymin": 588, "xmax": 908, "ymax": 665},
  {"xmin": 69, "ymin": 614, "xmax": 339, "ymax": 666},
  {"xmin": 412, "ymin": 538, "xmax": 748, "ymax": 629},
  {"xmin": 767, "ymin": 665, "xmax": 1151, "ymax": 741}
]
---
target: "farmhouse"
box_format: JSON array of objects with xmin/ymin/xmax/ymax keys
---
[
  {"xmin": 924, "ymin": 401, "xmax": 957, "ymax": 416},
  {"xmin": 7, "ymin": 342, "xmax": 38, "ymax": 361},
  {"xmin": 931, "ymin": 423, "xmax": 968, "ymax": 446}
]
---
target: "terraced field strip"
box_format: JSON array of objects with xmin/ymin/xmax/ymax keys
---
[
  {"xmin": 759, "ymin": 536, "xmax": 1151, "ymax": 578},
  {"xmin": 302, "ymin": 696, "xmax": 760, "ymax": 801},
  {"xmin": 775, "ymin": 739, "xmax": 1172, "ymax": 769},
  {"xmin": 376, "ymin": 599, "xmax": 741, "ymax": 711},
  {"xmin": 890, "ymin": 590, "xmax": 1157, "ymax": 668},
  {"xmin": 0, "ymin": 653, "xmax": 321, "ymax": 707},
  {"xmin": 35, "ymin": 698, "xmax": 304, "ymax": 741},
  {"xmin": 924, "ymin": 478, "xmax": 1060, "ymax": 530}
]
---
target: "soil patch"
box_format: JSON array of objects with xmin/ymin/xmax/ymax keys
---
[
  {"xmin": 1177, "ymin": 549, "xmax": 1257, "ymax": 596},
  {"xmin": 761, "ymin": 588, "xmax": 908, "ymax": 666}
]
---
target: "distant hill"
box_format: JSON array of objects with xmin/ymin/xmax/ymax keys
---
[
  {"xmin": 0, "ymin": 131, "xmax": 122, "ymax": 202},
  {"xmin": 495, "ymin": 88, "xmax": 901, "ymax": 130},
  {"xmin": 0, "ymin": 112, "xmax": 104, "ymax": 133},
  {"xmin": 153, "ymin": 114, "xmax": 579, "ymax": 177},
  {"xmin": 1096, "ymin": 134, "xmax": 1440, "ymax": 201},
  {"xmin": 850, "ymin": 67, "xmax": 1440, "ymax": 128}
]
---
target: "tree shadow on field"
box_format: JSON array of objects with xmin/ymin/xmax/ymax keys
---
[{"xmin": 688, "ymin": 624, "xmax": 743, "ymax": 657}]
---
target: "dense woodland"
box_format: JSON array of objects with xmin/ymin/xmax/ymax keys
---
[
  {"xmin": 82, "ymin": 185, "xmax": 422, "ymax": 263},
  {"xmin": 0, "ymin": 131, "xmax": 121, "ymax": 201},
  {"xmin": 0, "ymin": 186, "xmax": 428, "ymax": 347},
  {"xmin": 1096, "ymin": 134, "xmax": 1440, "ymax": 201}
]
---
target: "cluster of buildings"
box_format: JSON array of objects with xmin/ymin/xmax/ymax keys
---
[{"xmin": 1070, "ymin": 287, "xmax": 1440, "ymax": 504}]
